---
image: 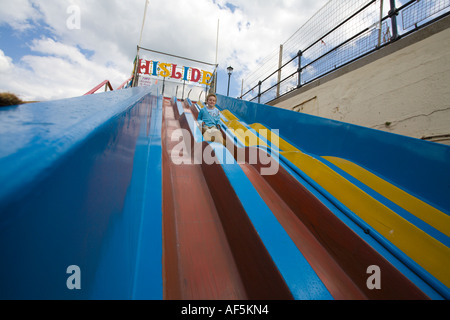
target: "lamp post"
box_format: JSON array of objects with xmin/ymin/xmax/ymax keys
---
[{"xmin": 227, "ymin": 66, "xmax": 233, "ymax": 97}]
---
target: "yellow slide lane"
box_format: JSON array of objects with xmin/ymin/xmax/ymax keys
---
[
  {"xmin": 218, "ymin": 110, "xmax": 449, "ymax": 287},
  {"xmin": 249, "ymin": 122, "xmax": 450, "ymax": 238},
  {"xmin": 323, "ymin": 156, "xmax": 450, "ymax": 237},
  {"xmin": 282, "ymin": 151, "xmax": 450, "ymax": 288},
  {"xmin": 225, "ymin": 120, "xmax": 268, "ymax": 148},
  {"xmin": 197, "ymin": 101, "xmax": 205, "ymax": 108},
  {"xmin": 221, "ymin": 109, "xmax": 239, "ymax": 122},
  {"xmin": 249, "ymin": 123, "xmax": 299, "ymax": 152}
]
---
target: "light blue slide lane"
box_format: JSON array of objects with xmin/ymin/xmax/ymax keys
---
[
  {"xmin": 86, "ymin": 92, "xmax": 163, "ymax": 299},
  {"xmin": 132, "ymin": 94, "xmax": 163, "ymax": 299}
]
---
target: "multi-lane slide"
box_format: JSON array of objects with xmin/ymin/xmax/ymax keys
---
[{"xmin": 0, "ymin": 86, "xmax": 448, "ymax": 299}]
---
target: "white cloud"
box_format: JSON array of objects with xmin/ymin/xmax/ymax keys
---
[
  {"xmin": 0, "ymin": 50, "xmax": 13, "ymax": 73},
  {"xmin": 0, "ymin": 0, "xmax": 41, "ymax": 31},
  {"xmin": 0, "ymin": 39, "xmax": 127, "ymax": 101},
  {"xmin": 0, "ymin": 0, "xmax": 329, "ymax": 101},
  {"xmin": 28, "ymin": 37, "xmax": 86, "ymax": 65}
]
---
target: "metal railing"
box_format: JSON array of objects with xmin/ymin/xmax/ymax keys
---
[
  {"xmin": 117, "ymin": 76, "xmax": 133, "ymax": 90},
  {"xmin": 241, "ymin": 0, "xmax": 450, "ymax": 104},
  {"xmin": 84, "ymin": 76, "xmax": 134, "ymax": 95},
  {"xmin": 84, "ymin": 80, "xmax": 114, "ymax": 95}
]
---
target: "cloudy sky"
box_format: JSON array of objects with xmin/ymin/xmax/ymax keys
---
[{"xmin": 0, "ymin": 0, "xmax": 330, "ymax": 101}]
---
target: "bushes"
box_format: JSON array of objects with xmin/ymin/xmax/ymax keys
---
[{"xmin": 0, "ymin": 92, "xmax": 24, "ymax": 107}]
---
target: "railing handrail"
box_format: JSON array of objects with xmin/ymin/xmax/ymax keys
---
[
  {"xmin": 241, "ymin": 0, "xmax": 450, "ymax": 104},
  {"xmin": 117, "ymin": 76, "xmax": 133, "ymax": 90},
  {"xmin": 84, "ymin": 80, "xmax": 114, "ymax": 95}
]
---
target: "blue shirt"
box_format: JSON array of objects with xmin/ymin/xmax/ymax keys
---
[{"xmin": 198, "ymin": 107, "xmax": 220, "ymax": 127}]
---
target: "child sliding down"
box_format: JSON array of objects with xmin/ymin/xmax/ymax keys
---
[{"xmin": 197, "ymin": 93, "xmax": 224, "ymax": 144}]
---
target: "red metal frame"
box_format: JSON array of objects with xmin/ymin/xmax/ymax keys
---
[
  {"xmin": 84, "ymin": 80, "xmax": 114, "ymax": 95},
  {"xmin": 117, "ymin": 76, "xmax": 133, "ymax": 90},
  {"xmin": 84, "ymin": 77, "xmax": 133, "ymax": 95}
]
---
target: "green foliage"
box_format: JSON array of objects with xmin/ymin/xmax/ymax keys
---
[{"xmin": 0, "ymin": 92, "xmax": 24, "ymax": 107}]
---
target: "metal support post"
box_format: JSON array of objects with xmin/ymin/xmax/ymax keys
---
[
  {"xmin": 389, "ymin": 0, "xmax": 399, "ymax": 41},
  {"xmin": 297, "ymin": 50, "xmax": 303, "ymax": 88},
  {"xmin": 257, "ymin": 81, "xmax": 262, "ymax": 104}
]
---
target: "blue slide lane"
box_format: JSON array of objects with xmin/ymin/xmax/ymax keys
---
[{"xmin": 209, "ymin": 143, "xmax": 334, "ymax": 300}]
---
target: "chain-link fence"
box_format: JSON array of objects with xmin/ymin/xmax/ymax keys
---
[{"xmin": 241, "ymin": 0, "xmax": 450, "ymax": 104}]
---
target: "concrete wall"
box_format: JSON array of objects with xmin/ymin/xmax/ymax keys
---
[{"xmin": 269, "ymin": 16, "xmax": 450, "ymax": 145}]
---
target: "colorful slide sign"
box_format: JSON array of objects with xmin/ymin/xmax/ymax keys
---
[{"xmin": 138, "ymin": 59, "xmax": 214, "ymax": 85}]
